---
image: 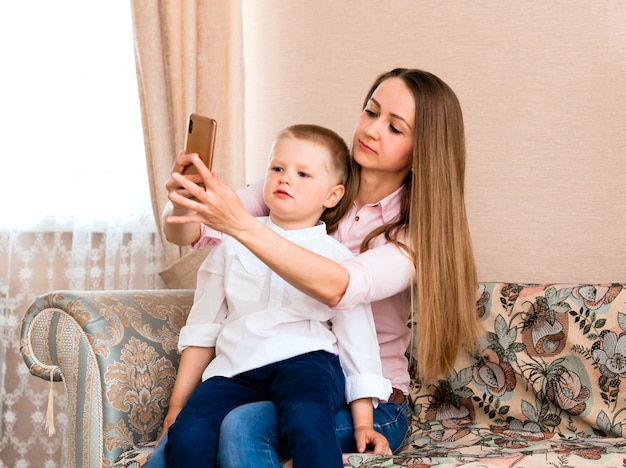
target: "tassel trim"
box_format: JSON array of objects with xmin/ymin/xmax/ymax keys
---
[{"xmin": 44, "ymin": 370, "xmax": 56, "ymax": 436}]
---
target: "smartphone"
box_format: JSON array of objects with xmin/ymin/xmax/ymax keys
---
[{"xmin": 182, "ymin": 113, "xmax": 217, "ymax": 175}]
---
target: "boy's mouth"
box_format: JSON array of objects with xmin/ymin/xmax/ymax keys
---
[{"xmin": 274, "ymin": 189, "xmax": 292, "ymax": 198}]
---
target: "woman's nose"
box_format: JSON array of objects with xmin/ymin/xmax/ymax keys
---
[{"xmin": 363, "ymin": 119, "xmax": 381, "ymax": 139}]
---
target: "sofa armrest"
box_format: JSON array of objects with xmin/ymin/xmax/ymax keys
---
[{"xmin": 20, "ymin": 289, "xmax": 194, "ymax": 468}]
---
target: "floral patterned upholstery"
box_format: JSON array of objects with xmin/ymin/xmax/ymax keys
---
[{"xmin": 20, "ymin": 284, "xmax": 626, "ymax": 467}]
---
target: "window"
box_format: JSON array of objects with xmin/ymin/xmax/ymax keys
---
[{"xmin": 0, "ymin": 2, "xmax": 153, "ymax": 230}]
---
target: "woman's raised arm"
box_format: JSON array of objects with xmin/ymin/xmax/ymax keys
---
[{"xmin": 162, "ymin": 151, "xmax": 206, "ymax": 246}]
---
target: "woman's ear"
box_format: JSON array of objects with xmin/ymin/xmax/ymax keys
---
[{"xmin": 323, "ymin": 184, "xmax": 345, "ymax": 208}]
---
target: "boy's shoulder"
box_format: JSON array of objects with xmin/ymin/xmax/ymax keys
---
[{"xmin": 315, "ymin": 232, "xmax": 354, "ymax": 260}]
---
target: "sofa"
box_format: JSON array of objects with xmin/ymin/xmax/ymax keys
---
[{"xmin": 20, "ymin": 283, "xmax": 626, "ymax": 467}]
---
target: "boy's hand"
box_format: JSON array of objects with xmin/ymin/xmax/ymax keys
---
[
  {"xmin": 156, "ymin": 405, "xmax": 183, "ymax": 443},
  {"xmin": 353, "ymin": 425, "xmax": 392, "ymax": 455}
]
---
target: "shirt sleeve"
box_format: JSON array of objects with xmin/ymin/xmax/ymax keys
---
[
  {"xmin": 331, "ymin": 302, "xmax": 393, "ymax": 405},
  {"xmin": 335, "ymin": 242, "xmax": 414, "ymax": 310},
  {"xmin": 191, "ymin": 178, "xmax": 269, "ymax": 250},
  {"xmin": 178, "ymin": 242, "xmax": 228, "ymax": 351}
]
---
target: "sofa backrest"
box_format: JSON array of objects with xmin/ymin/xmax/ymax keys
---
[{"xmin": 408, "ymin": 283, "xmax": 626, "ymax": 441}]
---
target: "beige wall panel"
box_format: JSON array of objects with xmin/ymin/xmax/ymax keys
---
[{"xmin": 242, "ymin": 0, "xmax": 626, "ymax": 283}]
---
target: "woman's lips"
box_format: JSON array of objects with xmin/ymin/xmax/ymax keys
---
[{"xmin": 358, "ymin": 139, "xmax": 375, "ymax": 153}]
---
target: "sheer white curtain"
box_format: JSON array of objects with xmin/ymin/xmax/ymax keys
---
[{"xmin": 0, "ymin": 2, "xmax": 165, "ymax": 466}]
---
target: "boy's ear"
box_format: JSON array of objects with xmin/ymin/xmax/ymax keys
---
[{"xmin": 323, "ymin": 184, "xmax": 345, "ymax": 208}]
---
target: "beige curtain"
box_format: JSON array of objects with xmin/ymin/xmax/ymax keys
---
[{"xmin": 131, "ymin": 0, "xmax": 245, "ymax": 288}]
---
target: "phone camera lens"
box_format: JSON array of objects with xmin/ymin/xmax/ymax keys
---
[{"xmin": 188, "ymin": 119, "xmax": 194, "ymax": 134}]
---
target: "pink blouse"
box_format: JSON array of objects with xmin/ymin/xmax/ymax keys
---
[{"xmin": 193, "ymin": 179, "xmax": 414, "ymax": 393}]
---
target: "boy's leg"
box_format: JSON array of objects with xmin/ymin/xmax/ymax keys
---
[
  {"xmin": 269, "ymin": 351, "xmax": 345, "ymax": 468},
  {"xmin": 143, "ymin": 431, "xmax": 167, "ymax": 468},
  {"xmin": 165, "ymin": 376, "xmax": 260, "ymax": 468}
]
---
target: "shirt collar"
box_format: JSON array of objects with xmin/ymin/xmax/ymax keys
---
[
  {"xmin": 262, "ymin": 216, "xmax": 328, "ymax": 241},
  {"xmin": 358, "ymin": 185, "xmax": 404, "ymax": 224}
]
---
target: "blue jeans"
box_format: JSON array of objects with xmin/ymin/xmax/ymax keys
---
[
  {"xmin": 162, "ymin": 351, "xmax": 345, "ymax": 468},
  {"xmin": 147, "ymin": 398, "xmax": 408, "ymax": 468},
  {"xmin": 217, "ymin": 399, "xmax": 408, "ymax": 467}
]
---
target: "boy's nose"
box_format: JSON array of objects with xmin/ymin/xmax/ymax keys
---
[{"xmin": 279, "ymin": 173, "xmax": 291, "ymax": 185}]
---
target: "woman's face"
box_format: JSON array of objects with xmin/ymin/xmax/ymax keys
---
[{"xmin": 352, "ymin": 77, "xmax": 415, "ymax": 177}]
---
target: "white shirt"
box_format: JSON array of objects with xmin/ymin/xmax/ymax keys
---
[
  {"xmin": 194, "ymin": 180, "xmax": 414, "ymax": 393},
  {"xmin": 180, "ymin": 216, "xmax": 392, "ymax": 404}
]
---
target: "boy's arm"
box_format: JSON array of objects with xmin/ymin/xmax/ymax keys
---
[
  {"xmin": 331, "ymin": 300, "xmax": 392, "ymax": 403},
  {"xmin": 158, "ymin": 241, "xmax": 226, "ymax": 441},
  {"xmin": 331, "ymin": 291, "xmax": 393, "ymax": 454},
  {"xmin": 350, "ymin": 398, "xmax": 391, "ymax": 454},
  {"xmin": 159, "ymin": 346, "xmax": 215, "ymax": 440}
]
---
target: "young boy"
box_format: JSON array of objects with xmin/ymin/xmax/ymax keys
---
[{"xmin": 162, "ymin": 124, "xmax": 391, "ymax": 468}]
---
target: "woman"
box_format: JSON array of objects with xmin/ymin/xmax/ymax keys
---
[{"xmin": 162, "ymin": 68, "xmax": 479, "ymax": 466}]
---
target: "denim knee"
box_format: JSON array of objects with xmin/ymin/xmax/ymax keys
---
[{"xmin": 217, "ymin": 402, "xmax": 283, "ymax": 468}]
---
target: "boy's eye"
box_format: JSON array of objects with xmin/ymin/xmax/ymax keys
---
[
  {"xmin": 270, "ymin": 166, "xmax": 283, "ymax": 172},
  {"xmin": 298, "ymin": 171, "xmax": 310, "ymax": 178}
]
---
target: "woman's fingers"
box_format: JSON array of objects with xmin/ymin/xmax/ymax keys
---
[
  {"xmin": 169, "ymin": 173, "xmax": 206, "ymax": 209},
  {"xmin": 166, "ymin": 151, "xmax": 205, "ymax": 193}
]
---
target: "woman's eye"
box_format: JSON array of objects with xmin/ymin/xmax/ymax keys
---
[
  {"xmin": 364, "ymin": 108, "xmax": 377, "ymax": 117},
  {"xmin": 390, "ymin": 125, "xmax": 402, "ymax": 134}
]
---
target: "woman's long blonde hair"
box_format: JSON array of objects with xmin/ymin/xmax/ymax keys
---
[{"xmin": 357, "ymin": 68, "xmax": 479, "ymax": 381}]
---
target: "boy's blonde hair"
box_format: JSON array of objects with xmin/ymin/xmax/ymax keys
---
[{"xmin": 272, "ymin": 124, "xmax": 351, "ymax": 234}]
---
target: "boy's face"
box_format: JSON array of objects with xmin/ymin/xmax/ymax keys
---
[{"xmin": 263, "ymin": 137, "xmax": 344, "ymax": 230}]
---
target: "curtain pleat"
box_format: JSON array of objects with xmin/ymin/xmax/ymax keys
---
[{"xmin": 130, "ymin": 0, "xmax": 245, "ymax": 287}]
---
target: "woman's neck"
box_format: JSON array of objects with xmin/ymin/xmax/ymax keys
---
[{"xmin": 355, "ymin": 168, "xmax": 407, "ymax": 209}]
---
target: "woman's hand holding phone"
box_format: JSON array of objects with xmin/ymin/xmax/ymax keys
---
[
  {"xmin": 167, "ymin": 162, "xmax": 252, "ymax": 238},
  {"xmin": 163, "ymin": 151, "xmax": 215, "ymax": 246},
  {"xmin": 166, "ymin": 151, "xmax": 202, "ymax": 198},
  {"xmin": 167, "ymin": 113, "xmax": 217, "ymax": 202},
  {"xmin": 166, "ymin": 112, "xmax": 257, "ymax": 240}
]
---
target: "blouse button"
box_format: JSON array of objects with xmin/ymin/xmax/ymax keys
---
[{"xmin": 355, "ymin": 216, "xmax": 360, "ymax": 222}]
